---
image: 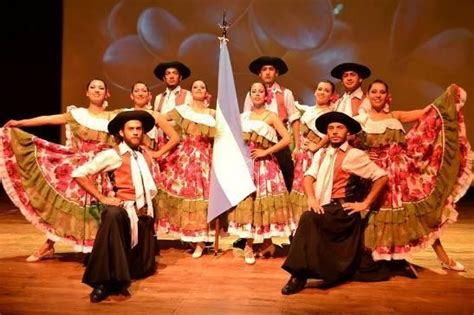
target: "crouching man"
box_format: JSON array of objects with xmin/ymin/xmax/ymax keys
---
[
  {"xmin": 73, "ymin": 111, "xmax": 159, "ymax": 303},
  {"xmin": 281, "ymin": 112, "xmax": 389, "ymax": 295}
]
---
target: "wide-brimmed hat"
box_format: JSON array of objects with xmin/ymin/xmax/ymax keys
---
[
  {"xmin": 153, "ymin": 61, "xmax": 191, "ymax": 80},
  {"xmin": 249, "ymin": 56, "xmax": 288, "ymax": 75},
  {"xmin": 330, "ymin": 63, "xmax": 371, "ymax": 79},
  {"xmin": 108, "ymin": 110, "xmax": 155, "ymax": 135},
  {"xmin": 315, "ymin": 111, "xmax": 361, "ymax": 134}
]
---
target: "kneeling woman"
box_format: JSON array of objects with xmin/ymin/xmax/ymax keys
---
[{"xmin": 228, "ymin": 82, "xmax": 294, "ymax": 264}]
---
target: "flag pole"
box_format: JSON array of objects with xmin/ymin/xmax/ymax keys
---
[{"xmin": 213, "ymin": 11, "xmax": 231, "ymax": 256}]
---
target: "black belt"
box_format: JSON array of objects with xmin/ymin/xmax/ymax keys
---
[{"xmin": 329, "ymin": 198, "xmax": 348, "ymax": 205}]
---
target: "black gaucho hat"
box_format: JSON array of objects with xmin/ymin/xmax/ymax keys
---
[
  {"xmin": 330, "ymin": 62, "xmax": 371, "ymax": 80},
  {"xmin": 108, "ymin": 110, "xmax": 155, "ymax": 135},
  {"xmin": 249, "ymin": 56, "xmax": 288, "ymax": 75},
  {"xmin": 153, "ymin": 61, "xmax": 191, "ymax": 81},
  {"xmin": 315, "ymin": 112, "xmax": 361, "ymax": 135}
]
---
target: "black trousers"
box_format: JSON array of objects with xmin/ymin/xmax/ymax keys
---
[
  {"xmin": 282, "ymin": 204, "xmax": 388, "ymax": 285},
  {"xmin": 275, "ymin": 146, "xmax": 294, "ymax": 192},
  {"xmin": 82, "ymin": 206, "xmax": 156, "ymax": 289}
]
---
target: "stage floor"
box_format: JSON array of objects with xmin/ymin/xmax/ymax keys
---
[{"xmin": 0, "ymin": 192, "xmax": 473, "ymax": 314}]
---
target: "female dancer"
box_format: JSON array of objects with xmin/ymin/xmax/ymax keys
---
[
  {"xmin": 156, "ymin": 80, "xmax": 216, "ymax": 258},
  {"xmin": 127, "ymin": 81, "xmax": 179, "ymax": 157},
  {"xmin": 1, "ymin": 79, "xmax": 116, "ymax": 261},
  {"xmin": 290, "ymin": 80, "xmax": 335, "ymax": 224},
  {"xmin": 359, "ymin": 80, "xmax": 471, "ymax": 271},
  {"xmin": 227, "ymin": 82, "xmax": 294, "ymax": 264}
]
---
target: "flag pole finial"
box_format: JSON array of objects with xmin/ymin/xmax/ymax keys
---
[{"xmin": 218, "ymin": 11, "xmax": 230, "ymax": 42}]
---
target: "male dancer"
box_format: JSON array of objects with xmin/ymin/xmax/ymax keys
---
[
  {"xmin": 153, "ymin": 61, "xmax": 192, "ymax": 114},
  {"xmin": 331, "ymin": 62, "xmax": 371, "ymax": 117},
  {"xmin": 281, "ymin": 111, "xmax": 390, "ymax": 295},
  {"xmin": 73, "ymin": 111, "xmax": 161, "ymax": 303}
]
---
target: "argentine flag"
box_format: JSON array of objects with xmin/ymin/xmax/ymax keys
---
[{"xmin": 207, "ymin": 39, "xmax": 256, "ymax": 222}]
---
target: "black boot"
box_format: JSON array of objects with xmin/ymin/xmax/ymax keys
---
[
  {"xmin": 281, "ymin": 276, "xmax": 307, "ymax": 295},
  {"xmin": 90, "ymin": 285, "xmax": 110, "ymax": 303}
]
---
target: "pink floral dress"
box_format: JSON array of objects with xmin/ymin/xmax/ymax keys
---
[
  {"xmin": 227, "ymin": 112, "xmax": 294, "ymax": 242},
  {"xmin": 361, "ymin": 85, "xmax": 472, "ymax": 260},
  {"xmin": 156, "ymin": 104, "xmax": 216, "ymax": 242},
  {"xmin": 0, "ymin": 106, "xmax": 116, "ymax": 252},
  {"xmin": 289, "ymin": 103, "xmax": 330, "ymax": 224}
]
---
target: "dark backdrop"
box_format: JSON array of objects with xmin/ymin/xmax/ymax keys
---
[{"xmin": 1, "ymin": 0, "xmax": 63, "ymax": 142}]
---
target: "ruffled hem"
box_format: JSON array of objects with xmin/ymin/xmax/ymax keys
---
[
  {"xmin": 227, "ymin": 193, "xmax": 295, "ymax": 240},
  {"xmin": 364, "ymin": 84, "xmax": 467, "ymax": 259},
  {"xmin": 155, "ymin": 190, "xmax": 211, "ymax": 242},
  {"xmin": 370, "ymin": 224, "xmax": 446, "ymax": 261},
  {"xmin": 227, "ymin": 222, "xmax": 292, "ymax": 243},
  {"xmin": 452, "ymin": 109, "xmax": 473, "ymax": 202},
  {"xmin": 0, "ymin": 127, "xmax": 103, "ymax": 253},
  {"xmin": 289, "ymin": 190, "xmax": 307, "ymax": 225}
]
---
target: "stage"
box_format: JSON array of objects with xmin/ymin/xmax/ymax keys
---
[{"xmin": 0, "ymin": 192, "xmax": 473, "ymax": 314}]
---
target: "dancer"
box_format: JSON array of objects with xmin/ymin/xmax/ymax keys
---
[
  {"xmin": 73, "ymin": 110, "xmax": 159, "ymax": 303},
  {"xmin": 331, "ymin": 62, "xmax": 371, "ymax": 117},
  {"xmin": 244, "ymin": 56, "xmax": 300, "ymax": 191},
  {"xmin": 153, "ymin": 61, "xmax": 192, "ymax": 114},
  {"xmin": 236, "ymin": 56, "xmax": 300, "ymax": 250},
  {"xmin": 128, "ymin": 81, "xmax": 179, "ymax": 156},
  {"xmin": 359, "ymin": 80, "xmax": 472, "ymax": 271},
  {"xmin": 227, "ymin": 82, "xmax": 294, "ymax": 265},
  {"xmin": 1, "ymin": 78, "xmax": 116, "ymax": 260},
  {"xmin": 290, "ymin": 80, "xmax": 334, "ymax": 224},
  {"xmin": 156, "ymin": 80, "xmax": 216, "ymax": 258},
  {"xmin": 281, "ymin": 111, "xmax": 389, "ymax": 295}
]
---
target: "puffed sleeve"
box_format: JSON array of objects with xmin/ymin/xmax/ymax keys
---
[
  {"xmin": 342, "ymin": 148, "xmax": 387, "ymax": 181},
  {"xmin": 72, "ymin": 149, "xmax": 122, "ymax": 178}
]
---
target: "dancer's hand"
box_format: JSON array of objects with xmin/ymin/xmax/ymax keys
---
[
  {"xmin": 291, "ymin": 147, "xmax": 298, "ymax": 160},
  {"xmin": 100, "ymin": 196, "xmax": 122, "ymax": 207},
  {"xmin": 250, "ymin": 148, "xmax": 268, "ymax": 159},
  {"xmin": 3, "ymin": 120, "xmax": 22, "ymax": 128},
  {"xmin": 308, "ymin": 197, "xmax": 324, "ymax": 214},
  {"xmin": 342, "ymin": 201, "xmax": 369, "ymax": 215},
  {"xmin": 302, "ymin": 139, "xmax": 322, "ymax": 152}
]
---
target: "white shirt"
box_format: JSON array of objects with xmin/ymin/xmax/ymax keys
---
[
  {"xmin": 334, "ymin": 87, "xmax": 370, "ymax": 117},
  {"xmin": 304, "ymin": 141, "xmax": 387, "ymax": 205},
  {"xmin": 153, "ymin": 86, "xmax": 192, "ymax": 114},
  {"xmin": 243, "ymin": 82, "xmax": 300, "ymax": 123},
  {"xmin": 72, "ymin": 142, "xmax": 158, "ymax": 247}
]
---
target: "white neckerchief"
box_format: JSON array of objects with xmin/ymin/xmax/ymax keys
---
[
  {"xmin": 118, "ymin": 142, "xmax": 157, "ymax": 247},
  {"xmin": 335, "ymin": 87, "xmax": 363, "ymax": 117},
  {"xmin": 160, "ymin": 86, "xmax": 181, "ymax": 114},
  {"xmin": 314, "ymin": 141, "xmax": 348, "ymax": 206}
]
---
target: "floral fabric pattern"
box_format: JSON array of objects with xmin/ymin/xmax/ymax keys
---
[
  {"xmin": 228, "ymin": 137, "xmax": 294, "ymax": 242},
  {"xmin": 156, "ymin": 109, "xmax": 215, "ymax": 242},
  {"xmin": 364, "ymin": 85, "xmax": 472, "ymax": 260},
  {"xmin": 0, "ymin": 127, "xmax": 114, "ymax": 252}
]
